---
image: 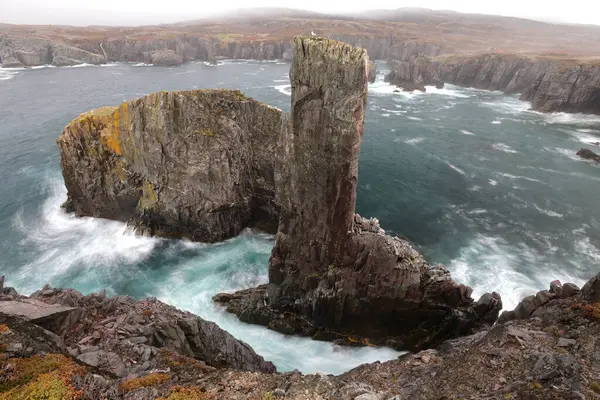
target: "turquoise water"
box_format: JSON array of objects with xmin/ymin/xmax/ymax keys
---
[{"xmin": 0, "ymin": 61, "xmax": 599, "ymax": 373}]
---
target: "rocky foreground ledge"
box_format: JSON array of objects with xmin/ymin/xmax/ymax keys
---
[{"xmin": 1, "ymin": 274, "xmax": 599, "ymax": 399}]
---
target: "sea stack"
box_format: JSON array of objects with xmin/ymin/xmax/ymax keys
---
[
  {"xmin": 57, "ymin": 90, "xmax": 282, "ymax": 242},
  {"xmin": 215, "ymin": 37, "xmax": 502, "ymax": 350}
]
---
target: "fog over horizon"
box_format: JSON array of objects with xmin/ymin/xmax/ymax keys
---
[{"xmin": 0, "ymin": 1, "xmax": 598, "ymax": 27}]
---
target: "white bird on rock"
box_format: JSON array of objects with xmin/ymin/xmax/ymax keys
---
[{"xmin": 311, "ymin": 31, "xmax": 316, "ymax": 36}]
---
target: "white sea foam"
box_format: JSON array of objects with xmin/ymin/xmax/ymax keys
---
[
  {"xmin": 407, "ymin": 116, "xmax": 422, "ymax": 121},
  {"xmin": 488, "ymin": 179, "xmax": 498, "ymax": 186},
  {"xmin": 491, "ymin": 143, "xmax": 517, "ymax": 154},
  {"xmin": 460, "ymin": 130, "xmax": 475, "ymax": 135},
  {"xmin": 133, "ymin": 63, "xmax": 154, "ymax": 67},
  {"xmin": 446, "ymin": 162, "xmax": 466, "ymax": 175},
  {"xmin": 12, "ymin": 176, "xmax": 403, "ymax": 374},
  {"xmin": 448, "ymin": 235, "xmax": 583, "ymax": 311},
  {"xmin": 491, "ymin": 119, "xmax": 502, "ymax": 124},
  {"xmin": 423, "ymin": 85, "xmax": 469, "ymax": 98},
  {"xmin": 405, "ymin": 137, "xmax": 425, "ymax": 145},
  {"xmin": 273, "ymin": 79, "xmax": 288, "ymax": 82},
  {"xmin": 543, "ymin": 112, "xmax": 600, "ymax": 126},
  {"xmin": 273, "ymin": 84, "xmax": 291, "ymax": 96},
  {"xmin": 482, "ymin": 98, "xmax": 531, "ymax": 115},
  {"xmin": 569, "ymin": 129, "xmax": 600, "ymax": 145},
  {"xmin": 0, "ymin": 68, "xmax": 20, "ymax": 80},
  {"xmin": 532, "ymin": 204, "xmax": 563, "ymax": 218},
  {"xmin": 497, "ymin": 173, "xmax": 543, "ymax": 183},
  {"xmin": 13, "ymin": 179, "xmax": 159, "ymax": 292},
  {"xmin": 381, "ymin": 113, "xmax": 390, "ymax": 117}
]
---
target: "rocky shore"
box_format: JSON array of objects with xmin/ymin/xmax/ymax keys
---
[
  {"xmin": 385, "ymin": 53, "xmax": 600, "ymax": 114},
  {"xmin": 1, "ymin": 273, "xmax": 599, "ymax": 399}
]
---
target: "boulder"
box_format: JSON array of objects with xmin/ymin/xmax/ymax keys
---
[
  {"xmin": 576, "ymin": 148, "xmax": 600, "ymax": 162},
  {"xmin": 582, "ymin": 272, "xmax": 600, "ymax": 302},
  {"xmin": 0, "ymin": 298, "xmax": 74, "ymax": 324},
  {"xmin": 561, "ymin": 283, "xmax": 581, "ymax": 298},
  {"xmin": 150, "ymin": 49, "xmax": 184, "ymax": 66}
]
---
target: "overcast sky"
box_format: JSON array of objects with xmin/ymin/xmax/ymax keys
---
[{"xmin": 0, "ymin": 0, "xmax": 598, "ymax": 26}]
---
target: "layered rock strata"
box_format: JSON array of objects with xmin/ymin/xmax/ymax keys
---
[
  {"xmin": 57, "ymin": 89, "xmax": 282, "ymax": 242},
  {"xmin": 215, "ymin": 37, "xmax": 501, "ymax": 351},
  {"xmin": 436, "ymin": 53, "xmax": 600, "ymax": 113}
]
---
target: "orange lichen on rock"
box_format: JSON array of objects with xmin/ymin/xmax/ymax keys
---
[
  {"xmin": 99, "ymin": 102, "xmax": 127, "ymax": 155},
  {"xmin": 572, "ymin": 302, "xmax": 600, "ymax": 319},
  {"xmin": 157, "ymin": 385, "xmax": 207, "ymax": 400},
  {"xmin": 0, "ymin": 354, "xmax": 86, "ymax": 400},
  {"xmin": 0, "ymin": 325, "xmax": 9, "ymax": 334},
  {"xmin": 119, "ymin": 372, "xmax": 170, "ymax": 393}
]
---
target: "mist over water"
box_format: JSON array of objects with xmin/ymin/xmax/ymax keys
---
[{"xmin": 0, "ymin": 60, "xmax": 599, "ymax": 373}]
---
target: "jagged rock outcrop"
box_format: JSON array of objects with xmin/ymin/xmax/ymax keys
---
[
  {"xmin": 57, "ymin": 89, "xmax": 282, "ymax": 242},
  {"xmin": 2, "ymin": 274, "xmax": 599, "ymax": 399},
  {"xmin": 0, "ymin": 281, "xmax": 275, "ymax": 377},
  {"xmin": 576, "ymin": 148, "xmax": 600, "ymax": 162},
  {"xmin": 522, "ymin": 64, "xmax": 600, "ymax": 113},
  {"xmin": 214, "ymin": 37, "xmax": 501, "ymax": 351},
  {"xmin": 385, "ymin": 56, "xmax": 443, "ymax": 91}
]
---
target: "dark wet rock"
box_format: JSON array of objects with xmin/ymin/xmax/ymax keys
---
[
  {"xmin": 576, "ymin": 148, "xmax": 600, "ymax": 162},
  {"xmin": 215, "ymin": 37, "xmax": 500, "ymax": 351},
  {"xmin": 57, "ymin": 89, "xmax": 281, "ymax": 242}
]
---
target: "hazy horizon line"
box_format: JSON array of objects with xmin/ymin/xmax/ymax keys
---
[{"xmin": 0, "ymin": 6, "xmax": 597, "ymax": 29}]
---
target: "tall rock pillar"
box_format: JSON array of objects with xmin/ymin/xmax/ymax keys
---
[{"xmin": 269, "ymin": 37, "xmax": 368, "ymax": 303}]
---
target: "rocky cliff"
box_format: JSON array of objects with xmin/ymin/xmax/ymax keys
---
[
  {"xmin": 384, "ymin": 53, "xmax": 600, "ymax": 113},
  {"xmin": 214, "ymin": 37, "xmax": 501, "ymax": 351},
  {"xmin": 57, "ymin": 89, "xmax": 281, "ymax": 242},
  {"xmin": 2, "ymin": 273, "xmax": 598, "ymax": 399}
]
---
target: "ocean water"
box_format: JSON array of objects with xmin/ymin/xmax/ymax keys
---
[{"xmin": 1, "ymin": 61, "xmax": 599, "ymax": 374}]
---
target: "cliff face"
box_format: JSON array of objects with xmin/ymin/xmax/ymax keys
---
[
  {"xmin": 522, "ymin": 64, "xmax": 600, "ymax": 113},
  {"xmin": 0, "ymin": 31, "xmax": 442, "ymax": 67},
  {"xmin": 385, "ymin": 56, "xmax": 443, "ymax": 91},
  {"xmin": 57, "ymin": 89, "xmax": 281, "ymax": 242},
  {"xmin": 215, "ymin": 37, "xmax": 501, "ymax": 351},
  {"xmin": 384, "ymin": 53, "xmax": 600, "ymax": 113}
]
